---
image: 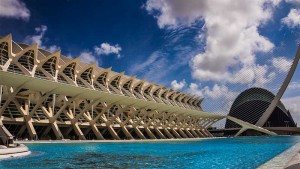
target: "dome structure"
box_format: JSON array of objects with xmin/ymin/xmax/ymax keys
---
[{"xmin": 225, "ymin": 87, "xmax": 296, "ymax": 128}]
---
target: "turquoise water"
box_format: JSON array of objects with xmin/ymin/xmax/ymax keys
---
[{"xmin": 1, "ymin": 136, "xmax": 300, "ymax": 169}]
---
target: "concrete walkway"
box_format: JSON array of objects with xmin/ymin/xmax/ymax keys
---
[
  {"xmin": 0, "ymin": 144, "xmax": 30, "ymax": 160},
  {"xmin": 258, "ymin": 142, "xmax": 300, "ymax": 169}
]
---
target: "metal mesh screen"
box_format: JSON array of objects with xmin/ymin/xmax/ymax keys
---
[{"xmin": 203, "ymin": 48, "xmax": 300, "ymax": 129}]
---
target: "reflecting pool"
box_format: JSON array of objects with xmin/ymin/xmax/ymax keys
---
[{"xmin": 1, "ymin": 136, "xmax": 300, "ymax": 169}]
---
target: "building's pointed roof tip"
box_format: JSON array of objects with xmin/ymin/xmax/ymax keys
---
[
  {"xmin": 90, "ymin": 63, "xmax": 97, "ymax": 67},
  {"xmin": 190, "ymin": 95, "xmax": 197, "ymax": 99},
  {"xmin": 199, "ymin": 97, "xmax": 204, "ymax": 103},
  {"xmin": 2, "ymin": 33, "xmax": 12, "ymax": 40},
  {"xmin": 194, "ymin": 96, "xmax": 201, "ymax": 100},
  {"xmin": 139, "ymin": 80, "xmax": 146, "ymax": 84},
  {"xmin": 184, "ymin": 94, "xmax": 192, "ymax": 98},
  {"xmin": 158, "ymin": 84, "xmax": 164, "ymax": 87},
  {"xmin": 147, "ymin": 82, "xmax": 155, "ymax": 87},
  {"xmin": 106, "ymin": 67, "xmax": 112, "ymax": 71},
  {"xmin": 52, "ymin": 50, "xmax": 61, "ymax": 56},
  {"xmin": 32, "ymin": 43, "xmax": 39, "ymax": 49},
  {"xmin": 73, "ymin": 57, "xmax": 81, "ymax": 61},
  {"xmin": 19, "ymin": 43, "xmax": 38, "ymax": 53}
]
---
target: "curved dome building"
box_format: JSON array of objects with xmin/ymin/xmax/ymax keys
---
[{"xmin": 225, "ymin": 87, "xmax": 296, "ymax": 129}]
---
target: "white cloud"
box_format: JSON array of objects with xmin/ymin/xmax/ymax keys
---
[
  {"xmin": 0, "ymin": 0, "xmax": 30, "ymax": 20},
  {"xmin": 282, "ymin": 96, "xmax": 300, "ymax": 114},
  {"xmin": 281, "ymin": 9, "xmax": 300, "ymax": 28},
  {"xmin": 203, "ymin": 84, "xmax": 237, "ymax": 100},
  {"xmin": 79, "ymin": 51, "xmax": 98, "ymax": 65},
  {"xmin": 130, "ymin": 51, "xmax": 161, "ymax": 73},
  {"xmin": 272, "ymin": 57, "xmax": 293, "ymax": 72},
  {"xmin": 94, "ymin": 43, "xmax": 122, "ymax": 58},
  {"xmin": 285, "ymin": 0, "xmax": 300, "ymax": 4},
  {"xmin": 187, "ymin": 83, "xmax": 239, "ymax": 114},
  {"xmin": 129, "ymin": 51, "xmax": 169, "ymax": 83},
  {"xmin": 47, "ymin": 45, "xmax": 61, "ymax": 53},
  {"xmin": 186, "ymin": 83, "xmax": 237, "ymax": 100},
  {"xmin": 187, "ymin": 83, "xmax": 204, "ymax": 98},
  {"xmin": 145, "ymin": 0, "xmax": 279, "ymax": 86},
  {"xmin": 289, "ymin": 81, "xmax": 300, "ymax": 89},
  {"xmin": 171, "ymin": 79, "xmax": 186, "ymax": 90},
  {"xmin": 145, "ymin": 0, "xmax": 204, "ymax": 29},
  {"xmin": 24, "ymin": 25, "xmax": 61, "ymax": 53}
]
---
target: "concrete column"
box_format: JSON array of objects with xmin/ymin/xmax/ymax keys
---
[
  {"xmin": 203, "ymin": 129, "xmax": 214, "ymax": 137},
  {"xmin": 50, "ymin": 121, "xmax": 64, "ymax": 139},
  {"xmin": 201, "ymin": 129, "xmax": 213, "ymax": 137},
  {"xmin": 195, "ymin": 129, "xmax": 204, "ymax": 137},
  {"xmin": 121, "ymin": 126, "xmax": 134, "ymax": 139},
  {"xmin": 41, "ymin": 126, "xmax": 52, "ymax": 138},
  {"xmin": 90, "ymin": 123, "xmax": 104, "ymax": 140},
  {"xmin": 170, "ymin": 128, "xmax": 182, "ymax": 138},
  {"xmin": 144, "ymin": 127, "xmax": 156, "ymax": 139},
  {"xmin": 72, "ymin": 122, "xmax": 86, "ymax": 140},
  {"xmin": 64, "ymin": 127, "xmax": 73, "ymax": 138},
  {"xmin": 235, "ymin": 127, "xmax": 247, "ymax": 137},
  {"xmin": 41, "ymin": 107, "xmax": 64, "ymax": 140},
  {"xmin": 133, "ymin": 127, "xmax": 146, "ymax": 139},
  {"xmin": 184, "ymin": 129, "xmax": 194, "ymax": 138},
  {"xmin": 24, "ymin": 118, "xmax": 37, "ymax": 140},
  {"xmin": 163, "ymin": 128, "xmax": 174, "ymax": 139},
  {"xmin": 154, "ymin": 128, "xmax": 166, "ymax": 139},
  {"xmin": 178, "ymin": 129, "xmax": 188, "ymax": 138},
  {"xmin": 190, "ymin": 129, "xmax": 200, "ymax": 138},
  {"xmin": 107, "ymin": 125, "xmax": 120, "ymax": 140},
  {"xmin": 16, "ymin": 125, "xmax": 26, "ymax": 138},
  {"xmin": 200, "ymin": 129, "xmax": 208, "ymax": 137}
]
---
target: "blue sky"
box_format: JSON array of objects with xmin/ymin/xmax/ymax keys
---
[{"xmin": 0, "ymin": 0, "xmax": 300, "ymax": 125}]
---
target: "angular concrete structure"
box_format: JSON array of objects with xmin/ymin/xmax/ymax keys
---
[{"xmin": 0, "ymin": 34, "xmax": 275, "ymax": 140}]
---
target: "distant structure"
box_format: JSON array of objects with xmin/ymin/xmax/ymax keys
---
[
  {"xmin": 223, "ymin": 44, "xmax": 300, "ymax": 136},
  {"xmin": 225, "ymin": 87, "xmax": 297, "ymax": 129}
]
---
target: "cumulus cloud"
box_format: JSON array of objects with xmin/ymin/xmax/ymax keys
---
[
  {"xmin": 186, "ymin": 83, "xmax": 204, "ymax": 98},
  {"xmin": 282, "ymin": 96, "xmax": 300, "ymax": 114},
  {"xmin": 285, "ymin": 0, "xmax": 300, "ymax": 4},
  {"xmin": 171, "ymin": 79, "xmax": 186, "ymax": 90},
  {"xmin": 67, "ymin": 42, "xmax": 123, "ymax": 66},
  {"xmin": 187, "ymin": 83, "xmax": 239, "ymax": 113},
  {"xmin": 0, "ymin": 0, "xmax": 30, "ymax": 20},
  {"xmin": 289, "ymin": 81, "xmax": 300, "ymax": 89},
  {"xmin": 145, "ymin": 0, "xmax": 279, "ymax": 86},
  {"xmin": 24, "ymin": 25, "xmax": 60, "ymax": 53},
  {"xmin": 79, "ymin": 51, "xmax": 98, "ymax": 65},
  {"xmin": 203, "ymin": 84, "xmax": 236, "ymax": 100},
  {"xmin": 186, "ymin": 83, "xmax": 237, "ymax": 100},
  {"xmin": 272, "ymin": 57, "xmax": 293, "ymax": 72},
  {"xmin": 281, "ymin": 9, "xmax": 300, "ymax": 28},
  {"xmin": 94, "ymin": 43, "xmax": 122, "ymax": 58}
]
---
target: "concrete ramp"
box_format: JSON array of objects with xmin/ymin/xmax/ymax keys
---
[{"xmin": 226, "ymin": 116, "xmax": 277, "ymax": 136}]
